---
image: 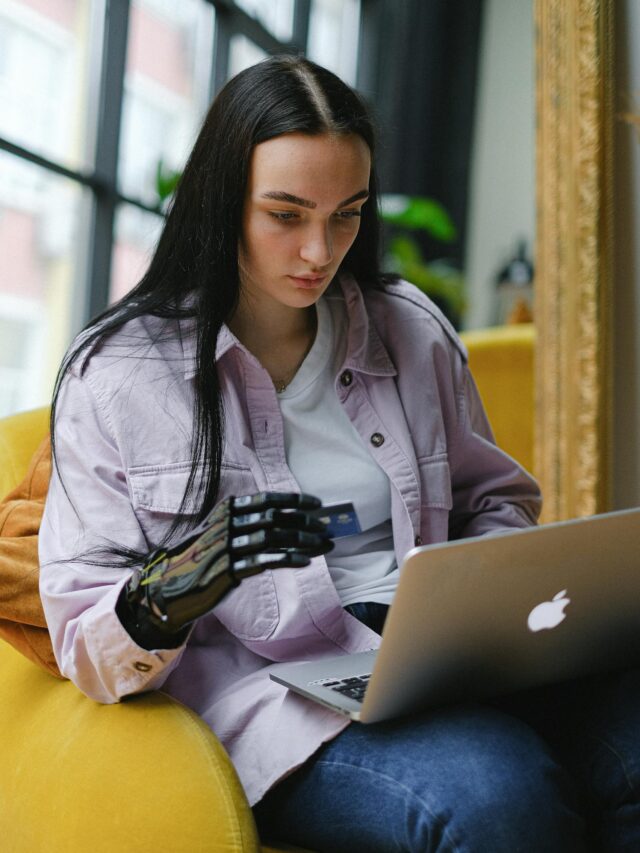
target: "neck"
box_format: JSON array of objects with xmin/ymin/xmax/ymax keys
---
[
  {"xmin": 228, "ymin": 293, "xmax": 316, "ymax": 353},
  {"xmin": 227, "ymin": 294, "xmax": 319, "ymax": 392}
]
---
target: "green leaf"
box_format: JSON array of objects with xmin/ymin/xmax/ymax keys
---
[
  {"xmin": 388, "ymin": 235, "xmax": 422, "ymax": 264},
  {"xmin": 155, "ymin": 159, "xmax": 182, "ymax": 204},
  {"xmin": 380, "ymin": 195, "xmax": 457, "ymax": 242},
  {"xmin": 385, "ymin": 233, "xmax": 466, "ymax": 318}
]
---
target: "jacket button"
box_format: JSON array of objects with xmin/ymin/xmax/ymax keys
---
[
  {"xmin": 133, "ymin": 661, "xmax": 152, "ymax": 672},
  {"xmin": 370, "ymin": 432, "xmax": 385, "ymax": 447},
  {"xmin": 414, "ymin": 535, "xmax": 423, "ymax": 546},
  {"xmin": 340, "ymin": 370, "xmax": 353, "ymax": 387}
]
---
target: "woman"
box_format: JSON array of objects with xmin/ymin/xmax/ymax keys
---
[{"xmin": 40, "ymin": 56, "xmax": 640, "ymax": 851}]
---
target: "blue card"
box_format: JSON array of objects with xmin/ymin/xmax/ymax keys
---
[{"xmin": 312, "ymin": 501, "xmax": 361, "ymax": 538}]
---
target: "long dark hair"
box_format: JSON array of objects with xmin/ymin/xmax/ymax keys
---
[{"xmin": 52, "ymin": 55, "xmax": 384, "ymax": 550}]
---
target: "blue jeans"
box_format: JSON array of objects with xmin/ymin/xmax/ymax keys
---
[{"xmin": 254, "ymin": 604, "xmax": 640, "ymax": 852}]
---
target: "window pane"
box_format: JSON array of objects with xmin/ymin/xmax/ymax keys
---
[
  {"xmin": 0, "ymin": 151, "xmax": 89, "ymax": 417},
  {"xmin": 118, "ymin": 0, "xmax": 215, "ymax": 206},
  {"xmin": 228, "ymin": 34, "xmax": 268, "ymax": 80},
  {"xmin": 0, "ymin": 0, "xmax": 103, "ymax": 171},
  {"xmin": 307, "ymin": 0, "xmax": 360, "ymax": 87},
  {"xmin": 110, "ymin": 204, "xmax": 164, "ymax": 303},
  {"xmin": 234, "ymin": 0, "xmax": 294, "ymax": 42}
]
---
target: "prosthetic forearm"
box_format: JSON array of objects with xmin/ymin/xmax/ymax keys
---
[{"xmin": 117, "ymin": 492, "xmax": 332, "ymax": 647}]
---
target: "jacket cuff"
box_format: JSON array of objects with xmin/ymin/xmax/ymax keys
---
[{"xmin": 115, "ymin": 585, "xmax": 189, "ymax": 650}]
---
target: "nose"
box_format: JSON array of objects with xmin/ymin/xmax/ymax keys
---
[{"xmin": 299, "ymin": 223, "xmax": 333, "ymax": 267}]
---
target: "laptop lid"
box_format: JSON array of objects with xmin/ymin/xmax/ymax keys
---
[{"xmin": 270, "ymin": 507, "xmax": 640, "ymax": 723}]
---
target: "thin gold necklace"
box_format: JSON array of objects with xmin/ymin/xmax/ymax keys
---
[
  {"xmin": 272, "ymin": 320, "xmax": 317, "ymax": 393},
  {"xmin": 273, "ymin": 349, "xmax": 309, "ymax": 393}
]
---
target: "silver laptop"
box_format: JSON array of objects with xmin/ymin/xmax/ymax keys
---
[{"xmin": 269, "ymin": 507, "xmax": 640, "ymax": 723}]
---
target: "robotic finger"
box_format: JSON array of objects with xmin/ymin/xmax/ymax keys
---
[
  {"xmin": 231, "ymin": 528, "xmax": 333, "ymax": 557},
  {"xmin": 231, "ymin": 508, "xmax": 328, "ymax": 535},
  {"xmin": 233, "ymin": 551, "xmax": 312, "ymax": 579},
  {"xmin": 231, "ymin": 492, "xmax": 322, "ymax": 514}
]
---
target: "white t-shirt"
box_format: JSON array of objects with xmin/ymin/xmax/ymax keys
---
[{"xmin": 278, "ymin": 292, "xmax": 399, "ymax": 606}]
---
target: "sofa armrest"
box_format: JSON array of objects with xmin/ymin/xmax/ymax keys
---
[
  {"xmin": 0, "ymin": 639, "xmax": 260, "ymax": 852},
  {"xmin": 460, "ymin": 324, "xmax": 535, "ymax": 474}
]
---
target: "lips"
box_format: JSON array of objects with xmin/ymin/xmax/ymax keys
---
[{"xmin": 288, "ymin": 274, "xmax": 328, "ymax": 288}]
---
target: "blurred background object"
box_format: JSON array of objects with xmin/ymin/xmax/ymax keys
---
[
  {"xmin": 379, "ymin": 194, "xmax": 465, "ymax": 327},
  {"xmin": 495, "ymin": 240, "xmax": 534, "ymax": 325}
]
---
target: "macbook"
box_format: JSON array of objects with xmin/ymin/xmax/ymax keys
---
[{"xmin": 270, "ymin": 507, "xmax": 640, "ymax": 722}]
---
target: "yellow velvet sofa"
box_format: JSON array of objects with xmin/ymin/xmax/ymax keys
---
[
  {"xmin": 0, "ymin": 415, "xmax": 305, "ymax": 853},
  {"xmin": 461, "ymin": 323, "xmax": 534, "ymax": 475},
  {"xmin": 0, "ymin": 323, "xmax": 534, "ymax": 852}
]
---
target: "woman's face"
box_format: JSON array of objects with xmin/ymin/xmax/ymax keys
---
[{"xmin": 239, "ymin": 132, "xmax": 371, "ymax": 314}]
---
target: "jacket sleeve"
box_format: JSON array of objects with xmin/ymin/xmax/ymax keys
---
[
  {"xmin": 447, "ymin": 361, "xmax": 541, "ymax": 539},
  {"xmin": 39, "ymin": 372, "xmax": 188, "ymax": 704}
]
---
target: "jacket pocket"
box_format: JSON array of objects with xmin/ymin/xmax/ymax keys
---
[
  {"xmin": 416, "ymin": 454, "xmax": 453, "ymax": 545},
  {"xmin": 129, "ymin": 460, "xmax": 258, "ymax": 516},
  {"xmin": 128, "ymin": 460, "xmax": 279, "ymax": 641},
  {"xmin": 417, "ymin": 453, "xmax": 453, "ymax": 509},
  {"xmin": 129, "ymin": 461, "xmax": 203, "ymax": 517}
]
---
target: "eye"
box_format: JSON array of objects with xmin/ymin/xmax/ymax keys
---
[
  {"xmin": 268, "ymin": 211, "xmax": 299, "ymax": 222},
  {"xmin": 335, "ymin": 209, "xmax": 362, "ymax": 220}
]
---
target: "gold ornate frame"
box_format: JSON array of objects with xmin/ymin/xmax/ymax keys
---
[{"xmin": 534, "ymin": 0, "xmax": 614, "ymax": 522}]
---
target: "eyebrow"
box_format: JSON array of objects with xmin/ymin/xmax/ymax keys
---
[{"xmin": 259, "ymin": 189, "xmax": 370, "ymax": 209}]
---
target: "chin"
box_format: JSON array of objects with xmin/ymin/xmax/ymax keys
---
[
  {"xmin": 283, "ymin": 293, "xmax": 322, "ymax": 311},
  {"xmin": 283, "ymin": 286, "xmax": 329, "ymax": 307}
]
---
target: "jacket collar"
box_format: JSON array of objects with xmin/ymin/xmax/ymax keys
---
[
  {"xmin": 179, "ymin": 273, "xmax": 397, "ymax": 380},
  {"xmin": 336, "ymin": 273, "xmax": 397, "ymax": 378}
]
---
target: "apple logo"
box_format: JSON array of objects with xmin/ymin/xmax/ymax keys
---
[{"xmin": 527, "ymin": 589, "xmax": 571, "ymax": 632}]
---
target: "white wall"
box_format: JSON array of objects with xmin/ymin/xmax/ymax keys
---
[
  {"xmin": 464, "ymin": 0, "xmax": 535, "ymax": 330},
  {"xmin": 613, "ymin": 0, "xmax": 640, "ymax": 508}
]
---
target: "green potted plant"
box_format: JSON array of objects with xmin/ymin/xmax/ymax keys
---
[{"xmin": 380, "ymin": 195, "xmax": 465, "ymax": 327}]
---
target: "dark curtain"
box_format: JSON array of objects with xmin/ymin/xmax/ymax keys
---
[{"xmin": 358, "ymin": 0, "xmax": 485, "ymax": 267}]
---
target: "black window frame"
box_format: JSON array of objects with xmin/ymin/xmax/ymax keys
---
[{"xmin": 0, "ymin": 0, "xmax": 314, "ymax": 329}]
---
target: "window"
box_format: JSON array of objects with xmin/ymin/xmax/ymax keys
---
[
  {"xmin": 118, "ymin": 0, "xmax": 215, "ymax": 205},
  {"xmin": 0, "ymin": 0, "xmax": 100, "ymax": 170},
  {"xmin": 234, "ymin": 0, "xmax": 294, "ymax": 41},
  {"xmin": 0, "ymin": 0, "xmax": 362, "ymax": 417},
  {"xmin": 228, "ymin": 33, "xmax": 268, "ymax": 79},
  {"xmin": 307, "ymin": 0, "xmax": 360, "ymax": 86},
  {"xmin": 111, "ymin": 204, "xmax": 164, "ymax": 303},
  {"xmin": 0, "ymin": 150, "xmax": 89, "ymax": 413}
]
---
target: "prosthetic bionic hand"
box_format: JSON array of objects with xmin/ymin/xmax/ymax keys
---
[{"xmin": 119, "ymin": 492, "xmax": 331, "ymax": 645}]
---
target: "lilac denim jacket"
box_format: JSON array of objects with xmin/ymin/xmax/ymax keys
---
[{"xmin": 39, "ymin": 275, "xmax": 540, "ymax": 805}]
